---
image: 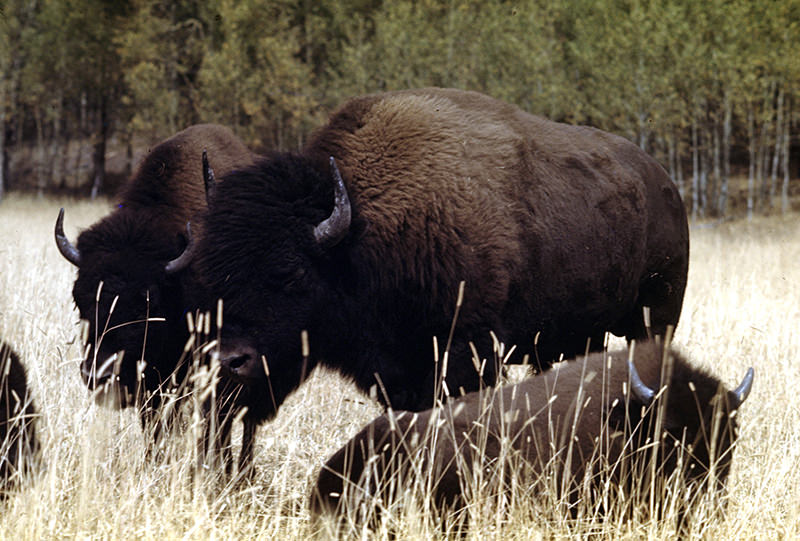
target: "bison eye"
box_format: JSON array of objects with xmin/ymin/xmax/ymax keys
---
[{"xmin": 270, "ymin": 266, "xmax": 306, "ymax": 285}]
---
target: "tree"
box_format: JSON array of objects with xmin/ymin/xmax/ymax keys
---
[{"xmin": 198, "ymin": 0, "xmax": 317, "ymax": 150}]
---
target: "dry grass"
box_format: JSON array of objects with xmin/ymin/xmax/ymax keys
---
[{"xmin": 0, "ymin": 193, "xmax": 797, "ymax": 539}]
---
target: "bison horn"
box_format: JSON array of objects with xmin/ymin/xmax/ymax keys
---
[
  {"xmin": 165, "ymin": 222, "xmax": 196, "ymax": 274},
  {"xmin": 732, "ymin": 366, "xmax": 754, "ymax": 408},
  {"xmin": 313, "ymin": 157, "xmax": 351, "ymax": 248},
  {"xmin": 628, "ymin": 359, "xmax": 655, "ymax": 404},
  {"xmin": 55, "ymin": 208, "xmax": 81, "ymax": 267},
  {"xmin": 202, "ymin": 149, "xmax": 216, "ymax": 204}
]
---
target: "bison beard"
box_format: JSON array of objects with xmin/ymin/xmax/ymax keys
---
[
  {"xmin": 55, "ymin": 124, "xmax": 260, "ymax": 476},
  {"xmin": 191, "ymin": 88, "xmax": 690, "ymax": 438},
  {"xmin": 310, "ymin": 341, "xmax": 753, "ymax": 531}
]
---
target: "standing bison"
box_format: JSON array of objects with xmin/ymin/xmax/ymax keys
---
[
  {"xmin": 0, "ymin": 341, "xmax": 40, "ymax": 490},
  {"xmin": 311, "ymin": 341, "xmax": 753, "ymax": 528},
  {"xmin": 54, "ymin": 124, "xmax": 258, "ymax": 472},
  {"xmin": 190, "ymin": 88, "xmax": 689, "ymax": 427}
]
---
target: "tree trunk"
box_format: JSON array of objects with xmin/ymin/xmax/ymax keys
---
[
  {"xmin": 51, "ymin": 96, "xmax": 65, "ymax": 190},
  {"xmin": 667, "ymin": 131, "xmax": 676, "ymax": 184},
  {"xmin": 73, "ymin": 139, "xmax": 86, "ymax": 190},
  {"xmin": 125, "ymin": 131, "xmax": 133, "ymax": 179},
  {"xmin": 719, "ymin": 91, "xmax": 731, "ymax": 217},
  {"xmin": 676, "ymin": 129, "xmax": 685, "ymax": 202},
  {"xmin": 35, "ymin": 107, "xmax": 46, "ymax": 196},
  {"xmin": 711, "ymin": 117, "xmax": 721, "ymax": 216},
  {"xmin": 757, "ymin": 86, "xmax": 772, "ymax": 212},
  {"xmin": 747, "ymin": 106, "xmax": 755, "ymax": 220},
  {"xmin": 699, "ymin": 125, "xmax": 709, "ymax": 217},
  {"xmin": 782, "ymin": 98, "xmax": 791, "ymax": 214},
  {"xmin": 771, "ymin": 88, "xmax": 784, "ymax": 205},
  {"xmin": 90, "ymin": 94, "xmax": 108, "ymax": 199},
  {"xmin": 0, "ymin": 103, "xmax": 5, "ymax": 202},
  {"xmin": 691, "ymin": 116, "xmax": 699, "ymax": 219}
]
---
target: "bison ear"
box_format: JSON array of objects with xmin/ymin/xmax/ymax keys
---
[{"xmin": 313, "ymin": 157, "xmax": 351, "ymax": 248}]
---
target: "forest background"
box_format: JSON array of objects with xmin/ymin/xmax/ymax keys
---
[{"xmin": 1, "ymin": 0, "xmax": 798, "ymax": 219}]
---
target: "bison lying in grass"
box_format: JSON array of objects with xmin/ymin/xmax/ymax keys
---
[
  {"xmin": 311, "ymin": 341, "xmax": 753, "ymax": 531},
  {"xmin": 0, "ymin": 341, "xmax": 39, "ymax": 491}
]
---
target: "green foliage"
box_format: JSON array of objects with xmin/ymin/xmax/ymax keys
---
[
  {"xmin": 116, "ymin": 0, "xmax": 208, "ymax": 137},
  {"xmin": 197, "ymin": 0, "xmax": 316, "ymax": 149},
  {"xmin": 2, "ymin": 0, "xmax": 799, "ymax": 212}
]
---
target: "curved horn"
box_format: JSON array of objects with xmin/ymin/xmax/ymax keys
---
[
  {"xmin": 313, "ymin": 157, "xmax": 352, "ymax": 248},
  {"xmin": 628, "ymin": 359, "xmax": 655, "ymax": 404},
  {"xmin": 202, "ymin": 149, "xmax": 216, "ymax": 204},
  {"xmin": 55, "ymin": 208, "xmax": 81, "ymax": 267},
  {"xmin": 165, "ymin": 222, "xmax": 196, "ymax": 275},
  {"xmin": 732, "ymin": 366, "xmax": 754, "ymax": 408}
]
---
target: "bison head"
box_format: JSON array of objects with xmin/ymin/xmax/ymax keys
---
[
  {"xmin": 628, "ymin": 350, "xmax": 754, "ymax": 497},
  {"xmin": 189, "ymin": 156, "xmax": 351, "ymax": 422},
  {"xmin": 56, "ymin": 208, "xmax": 194, "ymax": 409}
]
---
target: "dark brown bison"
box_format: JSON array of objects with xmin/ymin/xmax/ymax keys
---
[
  {"xmin": 310, "ymin": 341, "xmax": 753, "ymax": 529},
  {"xmin": 54, "ymin": 124, "xmax": 259, "ymax": 473},
  {"xmin": 189, "ymin": 88, "xmax": 689, "ymax": 430},
  {"xmin": 0, "ymin": 341, "xmax": 39, "ymax": 490}
]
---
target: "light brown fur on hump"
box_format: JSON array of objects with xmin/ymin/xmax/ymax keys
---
[{"xmin": 332, "ymin": 91, "xmax": 526, "ymax": 309}]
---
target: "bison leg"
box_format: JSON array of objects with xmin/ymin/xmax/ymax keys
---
[
  {"xmin": 237, "ymin": 417, "xmax": 257, "ymax": 479},
  {"xmin": 437, "ymin": 329, "xmax": 500, "ymax": 400},
  {"xmin": 198, "ymin": 400, "xmax": 236, "ymax": 477},
  {"xmin": 383, "ymin": 328, "xmax": 500, "ymax": 411},
  {"xmin": 199, "ymin": 417, "xmax": 234, "ymax": 476},
  {"xmin": 138, "ymin": 397, "xmax": 180, "ymax": 460}
]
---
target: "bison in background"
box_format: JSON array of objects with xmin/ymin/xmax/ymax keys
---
[
  {"xmin": 188, "ymin": 87, "xmax": 689, "ymax": 436},
  {"xmin": 310, "ymin": 341, "xmax": 753, "ymax": 532},
  {"xmin": 54, "ymin": 124, "xmax": 259, "ymax": 475},
  {"xmin": 0, "ymin": 341, "xmax": 40, "ymax": 492}
]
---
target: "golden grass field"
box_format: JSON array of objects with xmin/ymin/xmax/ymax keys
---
[{"xmin": 0, "ymin": 194, "xmax": 798, "ymax": 539}]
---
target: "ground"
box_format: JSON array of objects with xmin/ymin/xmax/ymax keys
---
[{"xmin": 0, "ymin": 195, "xmax": 797, "ymax": 539}]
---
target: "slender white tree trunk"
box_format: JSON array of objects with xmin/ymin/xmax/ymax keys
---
[
  {"xmin": 781, "ymin": 98, "xmax": 791, "ymax": 214},
  {"xmin": 719, "ymin": 91, "xmax": 731, "ymax": 217},
  {"xmin": 691, "ymin": 116, "xmax": 700, "ymax": 219},
  {"xmin": 0, "ymin": 104, "xmax": 5, "ymax": 202},
  {"xmin": 747, "ymin": 106, "xmax": 755, "ymax": 220},
  {"xmin": 771, "ymin": 88, "xmax": 784, "ymax": 205}
]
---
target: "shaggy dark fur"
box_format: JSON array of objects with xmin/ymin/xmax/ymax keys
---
[
  {"xmin": 311, "ymin": 341, "xmax": 752, "ymax": 529},
  {"xmin": 193, "ymin": 88, "xmax": 689, "ymax": 428},
  {"xmin": 0, "ymin": 341, "xmax": 39, "ymax": 490},
  {"xmin": 56, "ymin": 124, "xmax": 258, "ymax": 474}
]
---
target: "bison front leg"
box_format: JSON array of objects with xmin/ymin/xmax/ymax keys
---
[
  {"xmin": 198, "ymin": 399, "xmax": 236, "ymax": 478},
  {"xmin": 138, "ymin": 395, "xmax": 180, "ymax": 460},
  {"xmin": 375, "ymin": 328, "xmax": 500, "ymax": 411},
  {"xmin": 237, "ymin": 417, "xmax": 257, "ymax": 480},
  {"xmin": 433, "ymin": 329, "xmax": 500, "ymax": 401}
]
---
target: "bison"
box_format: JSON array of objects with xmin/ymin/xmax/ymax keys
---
[
  {"xmin": 310, "ymin": 341, "xmax": 754, "ymax": 530},
  {"xmin": 187, "ymin": 87, "xmax": 689, "ymax": 431},
  {"xmin": 54, "ymin": 124, "xmax": 259, "ymax": 473},
  {"xmin": 0, "ymin": 341, "xmax": 40, "ymax": 490}
]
